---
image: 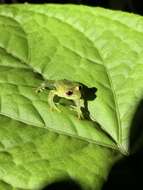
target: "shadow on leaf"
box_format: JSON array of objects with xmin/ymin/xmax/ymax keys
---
[
  {"xmin": 102, "ymin": 99, "xmax": 143, "ymax": 189},
  {"xmin": 80, "ymin": 84, "xmax": 97, "ymax": 120},
  {"xmin": 42, "ymin": 179, "xmax": 83, "ymax": 190}
]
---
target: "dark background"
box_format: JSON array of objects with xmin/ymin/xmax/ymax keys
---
[
  {"xmin": 0, "ymin": 0, "xmax": 143, "ymax": 16},
  {"xmin": 0, "ymin": 0, "xmax": 143, "ymax": 190}
]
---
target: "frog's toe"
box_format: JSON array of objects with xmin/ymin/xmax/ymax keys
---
[
  {"xmin": 35, "ymin": 88, "xmax": 42, "ymax": 93},
  {"xmin": 77, "ymin": 111, "xmax": 84, "ymax": 119},
  {"xmin": 50, "ymin": 105, "xmax": 61, "ymax": 113},
  {"xmin": 35, "ymin": 89, "xmax": 40, "ymax": 93},
  {"xmin": 69, "ymin": 105, "xmax": 75, "ymax": 110},
  {"xmin": 55, "ymin": 107, "xmax": 61, "ymax": 112}
]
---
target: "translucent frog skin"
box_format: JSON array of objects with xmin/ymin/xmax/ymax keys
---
[{"xmin": 36, "ymin": 79, "xmax": 84, "ymax": 119}]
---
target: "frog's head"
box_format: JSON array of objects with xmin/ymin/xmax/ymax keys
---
[
  {"xmin": 65, "ymin": 85, "xmax": 82, "ymax": 100},
  {"xmin": 58, "ymin": 82, "xmax": 82, "ymax": 100}
]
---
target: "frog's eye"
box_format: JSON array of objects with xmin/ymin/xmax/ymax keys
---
[{"xmin": 66, "ymin": 90, "xmax": 73, "ymax": 96}]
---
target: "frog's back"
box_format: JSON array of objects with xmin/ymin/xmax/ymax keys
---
[{"xmin": 55, "ymin": 79, "xmax": 78, "ymax": 88}]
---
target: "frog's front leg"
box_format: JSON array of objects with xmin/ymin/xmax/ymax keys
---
[
  {"xmin": 48, "ymin": 90, "xmax": 61, "ymax": 112},
  {"xmin": 74, "ymin": 99, "xmax": 84, "ymax": 119}
]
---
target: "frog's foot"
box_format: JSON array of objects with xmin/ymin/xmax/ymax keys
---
[
  {"xmin": 69, "ymin": 106, "xmax": 83, "ymax": 119},
  {"xmin": 50, "ymin": 104, "xmax": 61, "ymax": 113},
  {"xmin": 35, "ymin": 87, "xmax": 45, "ymax": 93}
]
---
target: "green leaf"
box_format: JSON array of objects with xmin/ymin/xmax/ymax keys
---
[
  {"xmin": 0, "ymin": 115, "xmax": 117, "ymax": 190},
  {"xmin": 0, "ymin": 4, "xmax": 143, "ymax": 190}
]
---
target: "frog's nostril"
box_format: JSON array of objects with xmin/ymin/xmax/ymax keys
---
[{"xmin": 66, "ymin": 91, "xmax": 73, "ymax": 96}]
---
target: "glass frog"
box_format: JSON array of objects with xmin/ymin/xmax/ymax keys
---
[{"xmin": 36, "ymin": 79, "xmax": 84, "ymax": 119}]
